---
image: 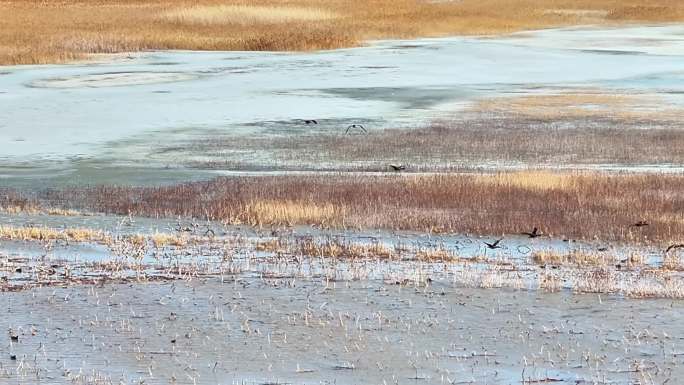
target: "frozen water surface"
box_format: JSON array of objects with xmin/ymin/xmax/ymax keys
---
[{"xmin": 2, "ymin": 25, "xmax": 684, "ymax": 185}]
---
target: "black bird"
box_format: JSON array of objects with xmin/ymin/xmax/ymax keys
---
[
  {"xmin": 521, "ymin": 227, "xmax": 542, "ymax": 238},
  {"xmin": 631, "ymin": 221, "xmax": 649, "ymax": 228},
  {"xmin": 304, "ymin": 119, "xmax": 318, "ymax": 125},
  {"xmin": 10, "ymin": 335, "xmax": 18, "ymax": 342},
  {"xmin": 345, "ymin": 124, "xmax": 367, "ymax": 134},
  {"xmin": 666, "ymin": 244, "xmax": 684, "ymax": 253},
  {"xmin": 483, "ymin": 238, "xmax": 503, "ymax": 250},
  {"xmin": 9, "ymin": 354, "xmax": 16, "ymax": 361},
  {"xmin": 389, "ymin": 164, "xmax": 406, "ymax": 171},
  {"xmin": 616, "ymin": 257, "xmax": 631, "ymax": 270}
]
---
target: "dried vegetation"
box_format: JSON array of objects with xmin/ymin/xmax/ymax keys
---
[
  {"xmin": 3, "ymin": 0, "xmax": 684, "ymax": 64},
  {"xmin": 4, "ymin": 171, "xmax": 684, "ymax": 244}
]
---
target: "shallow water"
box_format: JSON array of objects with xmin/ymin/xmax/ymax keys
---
[
  {"xmin": 1, "ymin": 208, "xmax": 683, "ymax": 383},
  {"xmin": 0, "ymin": 211, "xmax": 662, "ymax": 264},
  {"xmin": 2, "ymin": 25, "xmax": 684, "ymax": 186},
  {"xmin": 0, "ymin": 209, "xmax": 675, "ymax": 300},
  {"xmin": 1, "ymin": 280, "xmax": 683, "ymax": 384}
]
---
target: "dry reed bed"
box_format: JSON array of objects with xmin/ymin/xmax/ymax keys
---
[
  {"xmin": 0, "ymin": 188, "xmax": 36, "ymax": 214},
  {"xmin": 3, "ymin": 0, "xmax": 684, "ymax": 65},
  {"xmin": 0, "ymin": 225, "xmax": 109, "ymax": 243},
  {"xmin": 473, "ymin": 92, "xmax": 684, "ymax": 121},
  {"xmin": 16, "ymin": 171, "xmax": 684, "ymax": 244},
  {"xmin": 0, "ymin": 224, "xmax": 204, "ymax": 252},
  {"xmin": 0, "ymin": 188, "xmax": 84, "ymax": 216},
  {"xmin": 265, "ymin": 237, "xmax": 469, "ymax": 263},
  {"xmin": 533, "ymin": 250, "xmax": 618, "ymax": 267},
  {"xmin": 186, "ymin": 114, "xmax": 684, "ymax": 170}
]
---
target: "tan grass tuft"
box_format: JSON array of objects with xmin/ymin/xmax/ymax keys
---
[
  {"xmin": 532, "ymin": 250, "xmax": 615, "ymax": 267},
  {"xmin": 150, "ymin": 232, "xmax": 187, "ymax": 248},
  {"xmin": 473, "ymin": 171, "xmax": 579, "ymax": 191},
  {"xmin": 256, "ymin": 238, "xmax": 287, "ymax": 252},
  {"xmin": 242, "ymin": 200, "xmax": 344, "ymax": 227},
  {"xmin": 296, "ymin": 238, "xmax": 395, "ymax": 259},
  {"xmin": 0, "ymin": 225, "xmax": 108, "ymax": 243}
]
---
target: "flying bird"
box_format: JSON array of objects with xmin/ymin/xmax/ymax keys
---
[
  {"xmin": 666, "ymin": 244, "xmax": 684, "ymax": 253},
  {"xmin": 521, "ymin": 227, "xmax": 542, "ymax": 238},
  {"xmin": 345, "ymin": 124, "xmax": 367, "ymax": 134},
  {"xmin": 483, "ymin": 238, "xmax": 503, "ymax": 250},
  {"xmin": 304, "ymin": 119, "xmax": 318, "ymax": 125},
  {"xmin": 631, "ymin": 221, "xmax": 649, "ymax": 228},
  {"xmin": 389, "ymin": 164, "xmax": 406, "ymax": 171}
]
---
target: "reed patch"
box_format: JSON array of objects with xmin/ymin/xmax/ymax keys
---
[
  {"xmin": 162, "ymin": 5, "xmax": 338, "ymax": 26},
  {"xmin": 7, "ymin": 171, "xmax": 684, "ymax": 244},
  {"xmin": 3, "ymin": 0, "xmax": 684, "ymax": 65}
]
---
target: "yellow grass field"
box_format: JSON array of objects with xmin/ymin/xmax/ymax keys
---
[{"xmin": 2, "ymin": 0, "xmax": 684, "ymax": 65}]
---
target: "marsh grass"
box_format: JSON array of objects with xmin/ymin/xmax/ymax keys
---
[
  {"xmin": 532, "ymin": 250, "xmax": 616, "ymax": 267},
  {"xmin": 662, "ymin": 251, "xmax": 684, "ymax": 271},
  {"xmin": 472, "ymin": 92, "xmax": 684, "ymax": 121},
  {"xmin": 149, "ymin": 232, "xmax": 187, "ymax": 248},
  {"xmin": 538, "ymin": 271, "xmax": 563, "ymax": 292},
  {"xmin": 241, "ymin": 200, "xmax": 344, "ymax": 228},
  {"xmin": 0, "ymin": 225, "xmax": 108, "ymax": 243},
  {"xmin": 0, "ymin": 189, "xmax": 38, "ymax": 214},
  {"xmin": 183, "ymin": 112, "xmax": 684, "ymax": 171},
  {"xmin": 3, "ymin": 0, "xmax": 684, "ymax": 64},
  {"xmin": 255, "ymin": 238, "xmax": 286, "ymax": 253},
  {"xmin": 12, "ymin": 171, "xmax": 684, "ymax": 244},
  {"xmin": 258, "ymin": 237, "xmax": 479, "ymax": 263},
  {"xmin": 162, "ymin": 5, "xmax": 338, "ymax": 26},
  {"xmin": 296, "ymin": 238, "xmax": 396, "ymax": 260}
]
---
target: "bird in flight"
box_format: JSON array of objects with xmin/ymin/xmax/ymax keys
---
[
  {"xmin": 521, "ymin": 227, "xmax": 542, "ymax": 238},
  {"xmin": 389, "ymin": 164, "xmax": 406, "ymax": 171},
  {"xmin": 483, "ymin": 239, "xmax": 503, "ymax": 249},
  {"xmin": 666, "ymin": 244, "xmax": 684, "ymax": 253},
  {"xmin": 345, "ymin": 124, "xmax": 367, "ymax": 134},
  {"xmin": 631, "ymin": 221, "xmax": 649, "ymax": 227},
  {"xmin": 304, "ymin": 119, "xmax": 318, "ymax": 125}
]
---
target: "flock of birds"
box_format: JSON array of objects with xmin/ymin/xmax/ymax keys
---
[
  {"xmin": 484, "ymin": 223, "xmax": 684, "ymax": 258},
  {"xmin": 302, "ymin": 119, "xmax": 406, "ymax": 172},
  {"xmin": 303, "ymin": 119, "xmax": 367, "ymax": 134}
]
